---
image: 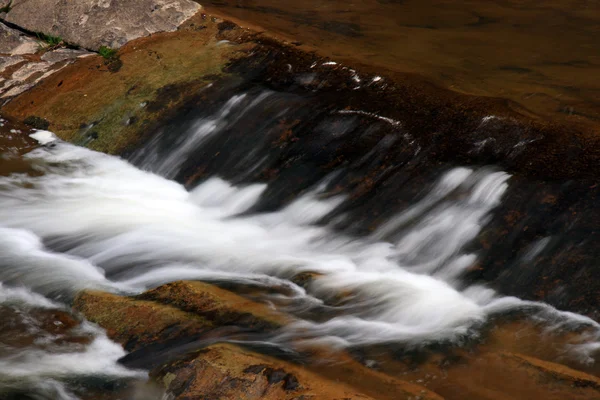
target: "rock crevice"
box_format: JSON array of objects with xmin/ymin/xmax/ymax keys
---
[{"xmin": 2, "ymin": 0, "xmax": 200, "ymax": 50}]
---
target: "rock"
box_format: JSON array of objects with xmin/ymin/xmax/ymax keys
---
[
  {"xmin": 73, "ymin": 281, "xmax": 288, "ymax": 354},
  {"xmin": 0, "ymin": 46, "xmax": 93, "ymax": 100},
  {"xmin": 73, "ymin": 289, "xmax": 213, "ymax": 352},
  {"xmin": 0, "ymin": 22, "xmax": 40, "ymax": 55},
  {"xmin": 448, "ymin": 351, "xmax": 600, "ymax": 400},
  {"xmin": 74, "ymin": 282, "xmax": 443, "ymax": 400},
  {"xmin": 23, "ymin": 115, "xmax": 49, "ymax": 129},
  {"xmin": 153, "ymin": 343, "xmax": 381, "ymax": 400},
  {"xmin": 0, "ymin": 305, "xmax": 91, "ymax": 351},
  {"xmin": 358, "ymin": 342, "xmax": 600, "ymax": 400},
  {"xmin": 0, "ymin": 17, "xmax": 251, "ymax": 154},
  {"xmin": 4, "ymin": 0, "xmax": 201, "ymax": 51},
  {"xmin": 135, "ymin": 280, "xmax": 290, "ymax": 330},
  {"xmin": 40, "ymin": 48, "xmax": 93, "ymax": 63},
  {"xmin": 501, "ymin": 352, "xmax": 600, "ymax": 391},
  {"xmin": 1, "ymin": 61, "xmax": 51, "ymax": 98},
  {"xmin": 0, "ymin": 54, "xmax": 24, "ymax": 71}
]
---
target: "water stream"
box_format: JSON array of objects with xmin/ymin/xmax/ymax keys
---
[{"xmin": 0, "ymin": 92, "xmax": 599, "ymax": 398}]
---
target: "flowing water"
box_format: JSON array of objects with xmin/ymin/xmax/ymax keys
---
[{"xmin": 0, "ymin": 90, "xmax": 599, "ymax": 398}]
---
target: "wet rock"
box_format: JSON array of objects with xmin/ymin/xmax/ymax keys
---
[
  {"xmin": 73, "ymin": 281, "xmax": 290, "ymax": 367},
  {"xmin": 290, "ymin": 271, "xmax": 322, "ymax": 289},
  {"xmin": 23, "ymin": 115, "xmax": 49, "ymax": 129},
  {"xmin": 2, "ymin": 9, "xmax": 600, "ymax": 329},
  {"xmin": 153, "ymin": 343, "xmax": 381, "ymax": 399},
  {"xmin": 135, "ymin": 280, "xmax": 290, "ymax": 330},
  {"xmin": 74, "ymin": 282, "xmax": 442, "ymax": 399},
  {"xmin": 502, "ymin": 352, "xmax": 600, "ymax": 390},
  {"xmin": 4, "ymin": 0, "xmax": 201, "ymax": 50},
  {"xmin": 448, "ymin": 352, "xmax": 600, "ymax": 400},
  {"xmin": 0, "ymin": 305, "xmax": 91, "ymax": 352},
  {"xmin": 357, "ymin": 334, "xmax": 600, "ymax": 400},
  {"xmin": 73, "ymin": 290, "xmax": 213, "ymax": 352}
]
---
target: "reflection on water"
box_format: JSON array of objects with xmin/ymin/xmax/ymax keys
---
[{"xmin": 204, "ymin": 0, "xmax": 600, "ymax": 129}]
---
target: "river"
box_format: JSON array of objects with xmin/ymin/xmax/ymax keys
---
[{"xmin": 1, "ymin": 84, "xmax": 599, "ymax": 398}]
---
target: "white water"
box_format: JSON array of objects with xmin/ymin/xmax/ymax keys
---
[
  {"xmin": 1, "ymin": 120, "xmax": 600, "ymax": 396},
  {"xmin": 0, "ymin": 281, "xmax": 145, "ymax": 399}
]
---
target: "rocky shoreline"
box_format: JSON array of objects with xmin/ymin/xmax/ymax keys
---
[{"xmin": 1, "ymin": 1, "xmax": 600, "ymax": 399}]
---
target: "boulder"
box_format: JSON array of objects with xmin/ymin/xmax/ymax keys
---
[
  {"xmin": 73, "ymin": 289, "xmax": 213, "ymax": 352},
  {"xmin": 4, "ymin": 0, "xmax": 201, "ymax": 50},
  {"xmin": 0, "ymin": 22, "xmax": 39, "ymax": 55},
  {"xmin": 74, "ymin": 281, "xmax": 289, "ymax": 349},
  {"xmin": 135, "ymin": 280, "xmax": 290, "ymax": 330}
]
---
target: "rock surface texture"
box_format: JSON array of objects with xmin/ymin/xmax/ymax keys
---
[
  {"xmin": 0, "ymin": 22, "xmax": 93, "ymax": 101},
  {"xmin": 0, "ymin": 22, "xmax": 39, "ymax": 55},
  {"xmin": 4, "ymin": 0, "xmax": 201, "ymax": 50},
  {"xmin": 153, "ymin": 343, "xmax": 385, "ymax": 400}
]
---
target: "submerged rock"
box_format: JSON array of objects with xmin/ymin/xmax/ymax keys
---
[{"xmin": 4, "ymin": 0, "xmax": 201, "ymax": 50}]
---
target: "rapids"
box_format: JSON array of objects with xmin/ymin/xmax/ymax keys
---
[{"xmin": 0, "ymin": 96, "xmax": 599, "ymax": 397}]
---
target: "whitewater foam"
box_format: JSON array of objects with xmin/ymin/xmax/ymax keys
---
[{"xmin": 0, "ymin": 131, "xmax": 598, "ymax": 360}]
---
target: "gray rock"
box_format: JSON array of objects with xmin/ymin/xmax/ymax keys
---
[
  {"xmin": 1, "ymin": 61, "xmax": 52, "ymax": 98},
  {"xmin": 40, "ymin": 48, "xmax": 93, "ymax": 63},
  {"xmin": 0, "ymin": 55, "xmax": 25, "ymax": 71},
  {"xmin": 0, "ymin": 22, "xmax": 40, "ymax": 55},
  {"xmin": 4, "ymin": 0, "xmax": 201, "ymax": 51},
  {"xmin": 1, "ymin": 48, "xmax": 92, "ymax": 99}
]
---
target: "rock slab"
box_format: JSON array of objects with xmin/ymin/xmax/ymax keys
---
[
  {"xmin": 0, "ymin": 22, "xmax": 39, "ymax": 55},
  {"xmin": 4, "ymin": 0, "xmax": 201, "ymax": 50}
]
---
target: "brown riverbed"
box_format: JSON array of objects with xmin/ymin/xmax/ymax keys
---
[{"xmin": 202, "ymin": 0, "xmax": 600, "ymax": 131}]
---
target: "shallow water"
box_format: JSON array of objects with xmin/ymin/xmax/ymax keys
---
[
  {"xmin": 1, "ymin": 88, "xmax": 600, "ymax": 397},
  {"xmin": 204, "ymin": 0, "xmax": 600, "ymax": 130}
]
